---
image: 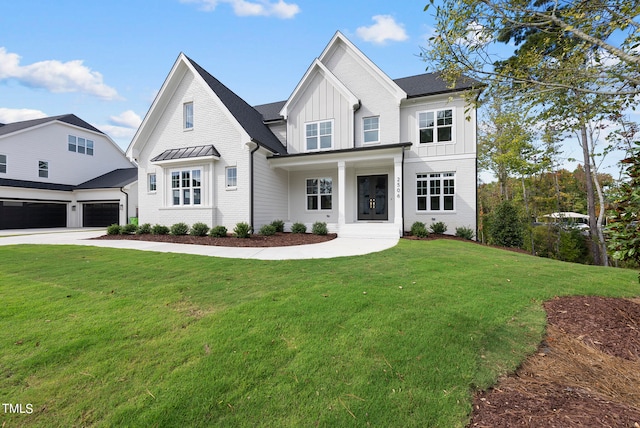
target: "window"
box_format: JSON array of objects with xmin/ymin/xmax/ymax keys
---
[
  {"xmin": 306, "ymin": 178, "xmax": 332, "ymax": 210},
  {"xmin": 0, "ymin": 154, "xmax": 6, "ymax": 173},
  {"xmin": 418, "ymin": 109, "xmax": 453, "ymax": 144},
  {"xmin": 86, "ymin": 140, "xmax": 94, "ymax": 156},
  {"xmin": 306, "ymin": 120, "xmax": 333, "ymax": 151},
  {"xmin": 363, "ymin": 116, "xmax": 380, "ymax": 143},
  {"xmin": 148, "ymin": 173, "xmax": 157, "ymax": 192},
  {"xmin": 184, "ymin": 102, "xmax": 194, "ymax": 129},
  {"xmin": 226, "ymin": 166, "xmax": 237, "ymax": 188},
  {"xmin": 39, "ymin": 161, "xmax": 49, "ymax": 178},
  {"xmin": 68, "ymin": 135, "xmax": 94, "ymax": 155},
  {"xmin": 417, "ymin": 173, "xmax": 455, "ymax": 211},
  {"xmin": 68, "ymin": 135, "xmax": 76, "ymax": 152},
  {"xmin": 77, "ymin": 137, "xmax": 86, "ymax": 154},
  {"xmin": 171, "ymin": 168, "xmax": 201, "ymax": 206}
]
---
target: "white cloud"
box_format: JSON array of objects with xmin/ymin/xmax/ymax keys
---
[
  {"xmin": 0, "ymin": 47, "xmax": 120, "ymax": 100},
  {"xmin": 0, "ymin": 108, "xmax": 47, "ymax": 124},
  {"xmin": 180, "ymin": 0, "xmax": 299, "ymax": 18},
  {"xmin": 356, "ymin": 15, "xmax": 409, "ymax": 45},
  {"xmin": 109, "ymin": 110, "xmax": 142, "ymax": 129}
]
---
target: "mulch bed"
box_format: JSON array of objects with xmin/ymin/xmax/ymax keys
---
[{"xmin": 92, "ymin": 232, "xmax": 337, "ymax": 247}]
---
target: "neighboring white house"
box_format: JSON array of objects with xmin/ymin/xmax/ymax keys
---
[
  {"xmin": 0, "ymin": 114, "xmax": 138, "ymax": 229},
  {"xmin": 127, "ymin": 32, "xmax": 479, "ymax": 238}
]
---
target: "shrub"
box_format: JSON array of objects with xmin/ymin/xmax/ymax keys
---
[
  {"xmin": 430, "ymin": 221, "xmax": 448, "ymax": 234},
  {"xmin": 107, "ymin": 224, "xmax": 122, "ymax": 235},
  {"xmin": 312, "ymin": 221, "xmax": 328, "ymax": 235},
  {"xmin": 410, "ymin": 221, "xmax": 429, "ymax": 238},
  {"xmin": 121, "ymin": 223, "xmax": 138, "ymax": 235},
  {"xmin": 234, "ymin": 222, "xmax": 252, "ymax": 238},
  {"xmin": 489, "ymin": 200, "xmax": 524, "ymax": 248},
  {"xmin": 455, "ymin": 226, "xmax": 475, "ymax": 240},
  {"xmin": 137, "ymin": 223, "xmax": 152, "ymax": 234},
  {"xmin": 210, "ymin": 225, "xmax": 228, "ymax": 238},
  {"xmin": 271, "ymin": 219, "xmax": 285, "ymax": 233},
  {"xmin": 190, "ymin": 222, "xmax": 210, "ymax": 237},
  {"xmin": 151, "ymin": 224, "xmax": 170, "ymax": 235},
  {"xmin": 170, "ymin": 222, "xmax": 189, "ymax": 236},
  {"xmin": 291, "ymin": 222, "xmax": 307, "ymax": 234},
  {"xmin": 259, "ymin": 224, "xmax": 277, "ymax": 236}
]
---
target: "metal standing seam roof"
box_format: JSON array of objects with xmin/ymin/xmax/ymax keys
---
[
  {"xmin": 0, "ymin": 114, "xmax": 104, "ymax": 137},
  {"xmin": 150, "ymin": 144, "xmax": 220, "ymax": 162}
]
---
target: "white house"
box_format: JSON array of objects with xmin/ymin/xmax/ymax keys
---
[
  {"xmin": 0, "ymin": 114, "xmax": 138, "ymax": 229},
  {"xmin": 127, "ymin": 32, "xmax": 478, "ymax": 238}
]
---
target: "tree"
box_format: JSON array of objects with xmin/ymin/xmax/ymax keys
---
[{"xmin": 489, "ymin": 199, "xmax": 524, "ymax": 247}]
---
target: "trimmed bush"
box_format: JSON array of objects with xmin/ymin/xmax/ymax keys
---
[
  {"xmin": 137, "ymin": 223, "xmax": 152, "ymax": 235},
  {"xmin": 311, "ymin": 221, "xmax": 328, "ymax": 235},
  {"xmin": 259, "ymin": 224, "xmax": 277, "ymax": 236},
  {"xmin": 170, "ymin": 222, "xmax": 189, "ymax": 236},
  {"xmin": 429, "ymin": 221, "xmax": 448, "ymax": 234},
  {"xmin": 190, "ymin": 222, "xmax": 210, "ymax": 237},
  {"xmin": 455, "ymin": 226, "xmax": 475, "ymax": 240},
  {"xmin": 489, "ymin": 200, "xmax": 524, "ymax": 248},
  {"xmin": 234, "ymin": 222, "xmax": 252, "ymax": 238},
  {"xmin": 271, "ymin": 219, "xmax": 285, "ymax": 233},
  {"xmin": 210, "ymin": 225, "xmax": 228, "ymax": 238},
  {"xmin": 151, "ymin": 224, "xmax": 170, "ymax": 235},
  {"xmin": 121, "ymin": 223, "xmax": 138, "ymax": 235},
  {"xmin": 291, "ymin": 222, "xmax": 307, "ymax": 234},
  {"xmin": 107, "ymin": 224, "xmax": 122, "ymax": 235},
  {"xmin": 410, "ymin": 221, "xmax": 429, "ymax": 238}
]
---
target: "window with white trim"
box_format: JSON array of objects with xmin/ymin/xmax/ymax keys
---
[
  {"xmin": 417, "ymin": 173, "xmax": 455, "ymax": 211},
  {"xmin": 171, "ymin": 168, "xmax": 202, "ymax": 206},
  {"xmin": 418, "ymin": 109, "xmax": 453, "ymax": 144},
  {"xmin": 363, "ymin": 116, "xmax": 380, "ymax": 143},
  {"xmin": 226, "ymin": 166, "xmax": 237, "ymax": 188},
  {"xmin": 184, "ymin": 102, "xmax": 194, "ymax": 130},
  {"xmin": 0, "ymin": 154, "xmax": 6, "ymax": 173},
  {"xmin": 148, "ymin": 173, "xmax": 157, "ymax": 192},
  {"xmin": 39, "ymin": 161, "xmax": 49, "ymax": 178},
  {"xmin": 68, "ymin": 135, "xmax": 94, "ymax": 156},
  {"xmin": 306, "ymin": 120, "xmax": 333, "ymax": 151},
  {"xmin": 306, "ymin": 178, "xmax": 332, "ymax": 210}
]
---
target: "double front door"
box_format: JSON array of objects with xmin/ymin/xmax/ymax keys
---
[{"xmin": 357, "ymin": 175, "xmax": 388, "ymax": 221}]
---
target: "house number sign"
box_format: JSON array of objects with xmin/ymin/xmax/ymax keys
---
[{"xmin": 396, "ymin": 176, "xmax": 401, "ymax": 199}]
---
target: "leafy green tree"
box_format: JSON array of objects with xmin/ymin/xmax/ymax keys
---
[{"xmin": 489, "ymin": 200, "xmax": 524, "ymax": 248}]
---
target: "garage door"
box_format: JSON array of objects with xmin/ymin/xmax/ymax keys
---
[
  {"xmin": 0, "ymin": 201, "xmax": 67, "ymax": 229},
  {"xmin": 83, "ymin": 203, "xmax": 119, "ymax": 227}
]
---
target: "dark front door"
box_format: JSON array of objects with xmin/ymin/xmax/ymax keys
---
[{"xmin": 357, "ymin": 175, "xmax": 388, "ymax": 221}]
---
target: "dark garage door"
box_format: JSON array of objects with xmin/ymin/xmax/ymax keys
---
[
  {"xmin": 0, "ymin": 201, "xmax": 67, "ymax": 229},
  {"xmin": 83, "ymin": 203, "xmax": 119, "ymax": 227}
]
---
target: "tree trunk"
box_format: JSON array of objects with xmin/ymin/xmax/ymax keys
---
[
  {"xmin": 580, "ymin": 122, "xmax": 602, "ymax": 265},
  {"xmin": 587, "ymin": 128, "xmax": 610, "ymax": 266}
]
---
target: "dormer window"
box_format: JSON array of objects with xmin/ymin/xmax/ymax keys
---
[
  {"xmin": 184, "ymin": 102, "xmax": 194, "ymax": 130},
  {"xmin": 306, "ymin": 120, "xmax": 333, "ymax": 151}
]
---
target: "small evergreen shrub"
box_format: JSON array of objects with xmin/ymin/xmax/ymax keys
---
[
  {"xmin": 259, "ymin": 224, "xmax": 277, "ymax": 236},
  {"xmin": 151, "ymin": 224, "xmax": 170, "ymax": 235},
  {"xmin": 429, "ymin": 221, "xmax": 448, "ymax": 234},
  {"xmin": 271, "ymin": 219, "xmax": 285, "ymax": 233},
  {"xmin": 234, "ymin": 222, "xmax": 252, "ymax": 238},
  {"xmin": 489, "ymin": 200, "xmax": 524, "ymax": 248},
  {"xmin": 455, "ymin": 226, "xmax": 475, "ymax": 240},
  {"xmin": 410, "ymin": 221, "xmax": 429, "ymax": 238},
  {"xmin": 210, "ymin": 225, "xmax": 228, "ymax": 238},
  {"xmin": 121, "ymin": 223, "xmax": 138, "ymax": 235},
  {"xmin": 190, "ymin": 222, "xmax": 210, "ymax": 237},
  {"xmin": 312, "ymin": 221, "xmax": 328, "ymax": 235},
  {"xmin": 137, "ymin": 223, "xmax": 152, "ymax": 234},
  {"xmin": 291, "ymin": 222, "xmax": 307, "ymax": 234},
  {"xmin": 107, "ymin": 224, "xmax": 122, "ymax": 235},
  {"xmin": 170, "ymin": 222, "xmax": 189, "ymax": 236}
]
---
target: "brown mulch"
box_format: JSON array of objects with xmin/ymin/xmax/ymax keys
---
[{"xmin": 470, "ymin": 296, "xmax": 640, "ymax": 427}]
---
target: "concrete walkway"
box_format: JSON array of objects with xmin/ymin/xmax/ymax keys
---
[{"xmin": 0, "ymin": 228, "xmax": 399, "ymax": 260}]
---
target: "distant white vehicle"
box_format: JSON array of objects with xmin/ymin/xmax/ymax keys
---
[{"xmin": 541, "ymin": 212, "xmax": 591, "ymax": 230}]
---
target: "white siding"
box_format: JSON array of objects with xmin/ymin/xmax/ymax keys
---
[
  {"xmin": 288, "ymin": 168, "xmax": 338, "ymax": 226},
  {"xmin": 253, "ymin": 148, "xmax": 288, "ymax": 230}
]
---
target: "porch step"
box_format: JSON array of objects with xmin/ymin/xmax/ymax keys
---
[{"xmin": 337, "ymin": 223, "xmax": 401, "ymax": 239}]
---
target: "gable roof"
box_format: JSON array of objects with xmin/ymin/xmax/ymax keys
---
[
  {"xmin": 75, "ymin": 168, "xmax": 138, "ymax": 189},
  {"xmin": 0, "ymin": 114, "xmax": 104, "ymax": 138},
  {"xmin": 185, "ymin": 56, "xmax": 287, "ymax": 155},
  {"xmin": 254, "ymin": 101, "xmax": 286, "ymax": 122},
  {"xmin": 394, "ymin": 72, "xmax": 480, "ymax": 98}
]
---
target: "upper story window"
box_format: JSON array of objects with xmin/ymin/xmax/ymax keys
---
[
  {"xmin": 148, "ymin": 173, "xmax": 157, "ymax": 192},
  {"xmin": 363, "ymin": 116, "xmax": 380, "ymax": 143},
  {"xmin": 68, "ymin": 135, "xmax": 94, "ymax": 156},
  {"xmin": 417, "ymin": 173, "xmax": 455, "ymax": 212},
  {"xmin": 171, "ymin": 168, "xmax": 201, "ymax": 206},
  {"xmin": 184, "ymin": 102, "xmax": 194, "ymax": 130},
  {"xmin": 419, "ymin": 109, "xmax": 453, "ymax": 144},
  {"xmin": 0, "ymin": 154, "xmax": 6, "ymax": 173},
  {"xmin": 306, "ymin": 178, "xmax": 332, "ymax": 210},
  {"xmin": 306, "ymin": 120, "xmax": 333, "ymax": 151},
  {"xmin": 38, "ymin": 161, "xmax": 49, "ymax": 178},
  {"xmin": 226, "ymin": 166, "xmax": 237, "ymax": 188}
]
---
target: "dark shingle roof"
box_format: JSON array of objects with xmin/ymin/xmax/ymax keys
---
[
  {"xmin": 150, "ymin": 145, "xmax": 220, "ymax": 162},
  {"xmin": 254, "ymin": 101, "xmax": 286, "ymax": 122},
  {"xmin": 75, "ymin": 168, "xmax": 138, "ymax": 189},
  {"xmin": 186, "ymin": 56, "xmax": 287, "ymax": 155},
  {"xmin": 393, "ymin": 72, "xmax": 480, "ymax": 98},
  {"xmin": 0, "ymin": 114, "xmax": 104, "ymax": 137},
  {"xmin": 0, "ymin": 178, "xmax": 75, "ymax": 192}
]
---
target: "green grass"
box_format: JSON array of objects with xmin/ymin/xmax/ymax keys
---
[{"xmin": 1, "ymin": 240, "xmax": 638, "ymax": 427}]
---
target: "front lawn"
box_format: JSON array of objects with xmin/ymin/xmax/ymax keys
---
[{"xmin": 1, "ymin": 240, "xmax": 638, "ymax": 427}]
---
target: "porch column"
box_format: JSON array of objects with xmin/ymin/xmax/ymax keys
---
[
  {"xmin": 394, "ymin": 154, "xmax": 403, "ymax": 233},
  {"xmin": 338, "ymin": 161, "xmax": 346, "ymax": 228}
]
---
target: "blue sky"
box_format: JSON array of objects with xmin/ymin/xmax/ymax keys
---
[{"xmin": 0, "ymin": 0, "xmax": 435, "ymax": 150}]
